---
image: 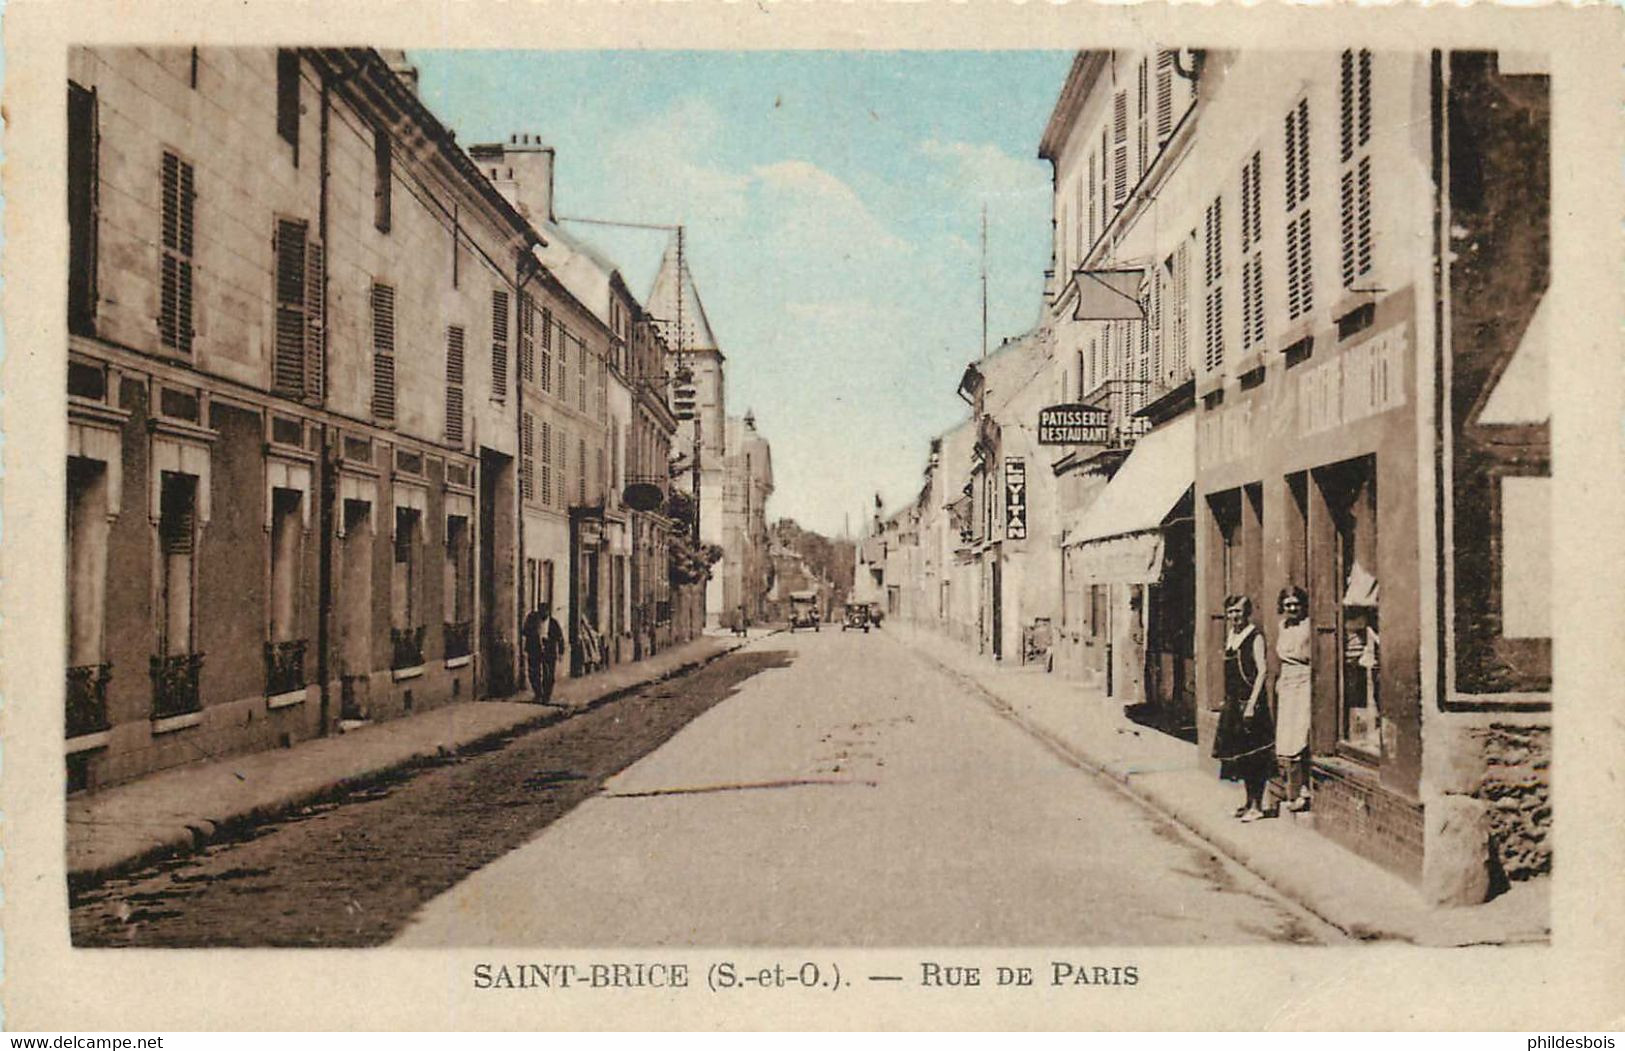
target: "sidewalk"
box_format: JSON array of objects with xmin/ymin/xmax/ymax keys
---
[
  {"xmin": 895, "ymin": 625, "xmax": 1551, "ymax": 947},
  {"xmin": 67, "ymin": 630, "xmax": 776, "ymax": 886}
]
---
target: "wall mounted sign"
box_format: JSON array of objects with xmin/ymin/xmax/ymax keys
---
[
  {"xmin": 1004, "ymin": 457, "xmax": 1028, "ymax": 540},
  {"xmin": 1038, "ymin": 403, "xmax": 1109, "ymax": 446}
]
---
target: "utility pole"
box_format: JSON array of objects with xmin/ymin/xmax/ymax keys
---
[{"xmin": 980, "ymin": 202, "xmax": 989, "ymax": 360}]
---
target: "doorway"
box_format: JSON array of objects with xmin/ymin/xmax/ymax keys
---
[{"xmin": 1310, "ymin": 455, "xmax": 1380, "ymax": 761}]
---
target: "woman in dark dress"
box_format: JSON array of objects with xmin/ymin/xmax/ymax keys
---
[{"xmin": 1213, "ymin": 595, "xmax": 1274, "ymax": 822}]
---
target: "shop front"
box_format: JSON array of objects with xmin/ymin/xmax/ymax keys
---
[
  {"xmin": 1064, "ymin": 414, "xmax": 1196, "ymax": 731},
  {"xmin": 1195, "ymin": 291, "xmax": 1424, "ymax": 881}
]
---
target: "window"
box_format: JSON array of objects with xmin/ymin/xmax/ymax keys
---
[
  {"xmin": 154, "ymin": 472, "xmax": 201, "ymax": 717},
  {"xmin": 1339, "ymin": 49, "xmax": 1374, "ymax": 290},
  {"xmin": 444, "ymin": 515, "xmax": 472, "ymax": 658},
  {"xmin": 373, "ymin": 123, "xmax": 392, "ymax": 233},
  {"xmin": 370, "ymin": 283, "xmax": 396, "ymax": 422},
  {"xmin": 540, "ymin": 419, "xmax": 552, "ymax": 505},
  {"xmin": 66, "ymin": 458, "xmax": 111, "ymax": 737},
  {"xmin": 490, "ymin": 289, "xmax": 509, "ymax": 401},
  {"xmin": 520, "ymin": 411, "xmax": 535, "ymax": 502},
  {"xmin": 1165, "ymin": 240, "xmax": 1191, "ymax": 386},
  {"xmin": 1284, "ymin": 98, "xmax": 1314, "ymax": 320},
  {"xmin": 159, "ymin": 151, "xmax": 196, "ymax": 354},
  {"xmin": 1100, "ymin": 127, "xmax": 1110, "ymax": 233},
  {"xmin": 68, "ymin": 81, "xmax": 99, "ymax": 336},
  {"xmin": 391, "ymin": 507, "xmax": 423, "ymax": 669},
  {"xmin": 1240, "ymin": 151, "xmax": 1265, "ymax": 352},
  {"xmin": 273, "ymin": 218, "xmax": 324, "ymax": 401},
  {"xmin": 1203, "ymin": 197, "xmax": 1224, "ymax": 373},
  {"xmin": 276, "ymin": 49, "xmax": 300, "ymax": 162},
  {"xmin": 539, "ymin": 308, "xmax": 553, "ymax": 393},
  {"xmin": 1086, "ymin": 152, "xmax": 1097, "ymax": 250},
  {"xmin": 518, "ymin": 292, "xmax": 535, "ymax": 383},
  {"xmin": 266, "ymin": 488, "xmax": 305, "ymax": 695},
  {"xmin": 445, "ymin": 325, "xmax": 465, "ymax": 446}
]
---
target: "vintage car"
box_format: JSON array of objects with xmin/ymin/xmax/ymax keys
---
[
  {"xmin": 842, "ymin": 602, "xmax": 872, "ymax": 633},
  {"xmin": 788, "ymin": 590, "xmax": 820, "ymax": 632}
]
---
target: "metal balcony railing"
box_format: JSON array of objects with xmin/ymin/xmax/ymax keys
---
[
  {"xmin": 264, "ymin": 639, "xmax": 308, "ymax": 696},
  {"xmin": 66, "ymin": 662, "xmax": 112, "ymax": 737},
  {"xmin": 1081, "ymin": 378, "xmax": 1152, "ymax": 449},
  {"xmin": 443, "ymin": 620, "xmax": 473, "ymax": 660},
  {"xmin": 150, "ymin": 653, "xmax": 204, "ymax": 720},
  {"xmin": 391, "ymin": 625, "xmax": 426, "ymax": 670}
]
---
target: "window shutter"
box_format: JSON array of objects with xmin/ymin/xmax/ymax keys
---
[
  {"xmin": 374, "ymin": 125, "xmax": 392, "ymax": 233},
  {"xmin": 1204, "ymin": 198, "xmax": 1224, "ymax": 373},
  {"xmin": 304, "ymin": 240, "xmax": 324, "ymax": 402},
  {"xmin": 276, "ymin": 49, "xmax": 300, "ymax": 157},
  {"xmin": 68, "ymin": 82, "xmax": 100, "ymax": 334},
  {"xmin": 1339, "ymin": 49, "xmax": 1374, "ymax": 290},
  {"xmin": 446, "ymin": 325, "xmax": 465, "ymax": 445},
  {"xmin": 539, "ymin": 307, "xmax": 553, "ymax": 392},
  {"xmin": 1156, "ymin": 50, "xmax": 1175, "ymax": 144},
  {"xmin": 1136, "ymin": 58, "xmax": 1149, "ymax": 179},
  {"xmin": 273, "ymin": 219, "xmax": 306, "ymax": 396},
  {"xmin": 578, "ymin": 438, "xmax": 587, "ymax": 505},
  {"xmin": 541, "ymin": 419, "xmax": 552, "ymax": 505},
  {"xmin": 518, "ymin": 292, "xmax": 535, "ymax": 383},
  {"xmin": 159, "ymin": 152, "xmax": 196, "ymax": 353},
  {"xmin": 1340, "ymin": 50, "xmax": 1356, "ymax": 164},
  {"xmin": 1112, "ymin": 90, "xmax": 1129, "ymax": 204},
  {"xmin": 491, "ymin": 289, "xmax": 509, "ymax": 400},
  {"xmin": 520, "ymin": 412, "xmax": 535, "ymax": 502},
  {"xmin": 1284, "ymin": 98, "xmax": 1314, "ymax": 321},
  {"xmin": 371, "ymin": 283, "xmax": 396, "ymax": 422}
]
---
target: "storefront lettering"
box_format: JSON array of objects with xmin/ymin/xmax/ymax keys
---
[{"xmin": 1299, "ymin": 327, "xmax": 1408, "ymax": 437}]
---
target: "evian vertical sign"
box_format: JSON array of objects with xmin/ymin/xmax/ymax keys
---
[
  {"xmin": 1004, "ymin": 457, "xmax": 1027, "ymax": 541},
  {"xmin": 1038, "ymin": 403, "xmax": 1109, "ymax": 445}
]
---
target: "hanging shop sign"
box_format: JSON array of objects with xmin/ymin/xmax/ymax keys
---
[
  {"xmin": 1004, "ymin": 457, "xmax": 1028, "ymax": 540},
  {"xmin": 1038, "ymin": 403, "xmax": 1110, "ymax": 446}
]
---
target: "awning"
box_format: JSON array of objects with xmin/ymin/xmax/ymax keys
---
[
  {"xmin": 1062, "ymin": 414, "xmax": 1195, "ymax": 582},
  {"xmin": 1069, "ymin": 531, "xmax": 1165, "ymax": 584}
]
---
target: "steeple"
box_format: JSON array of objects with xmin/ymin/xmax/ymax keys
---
[{"xmin": 647, "ymin": 234, "xmax": 721, "ymax": 357}]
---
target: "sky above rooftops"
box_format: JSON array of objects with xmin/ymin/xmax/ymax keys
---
[{"xmin": 413, "ymin": 49, "xmax": 1069, "ymax": 537}]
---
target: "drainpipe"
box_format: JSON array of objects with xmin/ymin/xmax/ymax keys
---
[{"xmin": 314, "ymin": 56, "xmax": 337, "ymax": 736}]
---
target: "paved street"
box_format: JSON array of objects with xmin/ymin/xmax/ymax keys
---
[
  {"xmin": 68, "ymin": 648, "xmax": 792, "ymax": 947},
  {"xmin": 397, "ymin": 630, "xmax": 1342, "ymax": 946}
]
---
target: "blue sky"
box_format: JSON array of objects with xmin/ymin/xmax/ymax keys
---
[{"xmin": 414, "ymin": 50, "xmax": 1071, "ymax": 537}]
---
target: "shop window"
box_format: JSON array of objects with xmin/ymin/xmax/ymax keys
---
[{"xmin": 1314, "ymin": 455, "xmax": 1380, "ymax": 758}]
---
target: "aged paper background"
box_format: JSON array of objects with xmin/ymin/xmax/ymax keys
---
[{"xmin": 4, "ymin": 0, "xmax": 1623, "ymax": 1031}]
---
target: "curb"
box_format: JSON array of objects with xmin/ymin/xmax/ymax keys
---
[
  {"xmin": 910, "ymin": 641, "xmax": 1398, "ymax": 945},
  {"xmin": 68, "ymin": 637, "xmax": 758, "ymax": 890}
]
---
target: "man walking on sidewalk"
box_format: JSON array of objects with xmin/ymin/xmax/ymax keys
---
[{"xmin": 522, "ymin": 603, "xmax": 565, "ymax": 704}]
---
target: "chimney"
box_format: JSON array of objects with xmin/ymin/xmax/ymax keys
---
[{"xmin": 468, "ymin": 137, "xmax": 556, "ymax": 225}]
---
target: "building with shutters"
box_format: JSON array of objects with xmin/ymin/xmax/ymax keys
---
[
  {"xmin": 719, "ymin": 412, "xmax": 775, "ymax": 626},
  {"xmin": 1038, "ymin": 48, "xmax": 1554, "ymax": 902},
  {"xmin": 64, "ymin": 47, "xmax": 542, "ymax": 790}
]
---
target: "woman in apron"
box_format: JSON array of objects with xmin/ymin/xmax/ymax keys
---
[
  {"xmin": 1213, "ymin": 595, "xmax": 1274, "ymax": 823},
  {"xmin": 1275, "ymin": 587, "xmax": 1313, "ymax": 812}
]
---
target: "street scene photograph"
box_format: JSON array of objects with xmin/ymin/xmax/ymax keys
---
[{"xmin": 59, "ymin": 44, "xmax": 1554, "ymax": 951}]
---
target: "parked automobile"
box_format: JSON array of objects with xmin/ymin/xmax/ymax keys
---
[{"xmin": 842, "ymin": 602, "xmax": 872, "ymax": 633}]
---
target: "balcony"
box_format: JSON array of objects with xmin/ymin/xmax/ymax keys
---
[
  {"xmin": 66, "ymin": 662, "xmax": 112, "ymax": 738},
  {"xmin": 391, "ymin": 625, "xmax": 426, "ymax": 671},
  {"xmin": 150, "ymin": 653, "xmax": 204, "ymax": 720},
  {"xmin": 1081, "ymin": 378, "xmax": 1152, "ymax": 449},
  {"xmin": 264, "ymin": 639, "xmax": 308, "ymax": 697},
  {"xmin": 443, "ymin": 620, "xmax": 473, "ymax": 661}
]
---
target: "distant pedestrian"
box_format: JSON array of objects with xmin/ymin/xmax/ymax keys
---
[
  {"xmin": 1274, "ymin": 586, "xmax": 1312, "ymax": 813},
  {"xmin": 522, "ymin": 603, "xmax": 564, "ymax": 704},
  {"xmin": 1213, "ymin": 595, "xmax": 1273, "ymax": 823}
]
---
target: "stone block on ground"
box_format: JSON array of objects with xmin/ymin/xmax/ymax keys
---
[{"xmin": 1423, "ymin": 794, "xmax": 1493, "ymax": 907}]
